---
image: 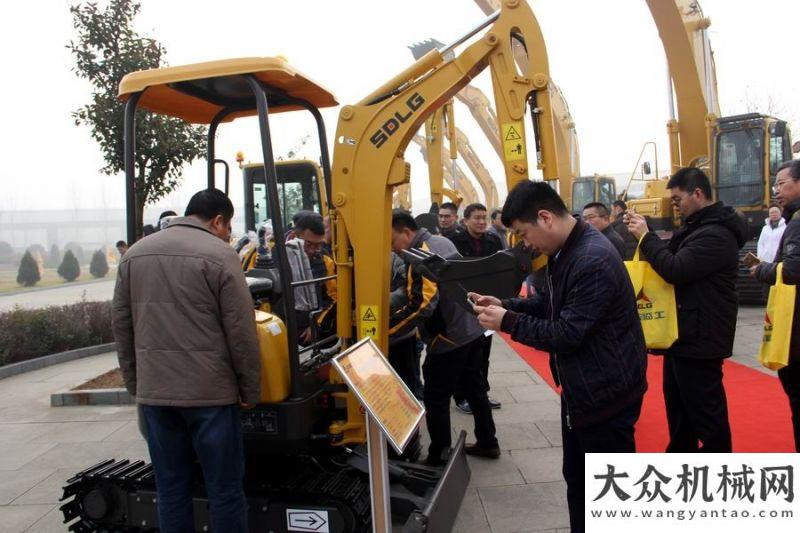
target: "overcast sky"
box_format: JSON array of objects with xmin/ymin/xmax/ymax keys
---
[{"xmin": 0, "ymin": 0, "xmax": 797, "ymax": 218}]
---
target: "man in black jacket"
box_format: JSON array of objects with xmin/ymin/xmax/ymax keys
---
[
  {"xmin": 437, "ymin": 202, "xmax": 462, "ymax": 240},
  {"xmin": 472, "ymin": 182, "xmax": 647, "ymax": 533},
  {"xmin": 583, "ymin": 202, "xmax": 627, "ymax": 259},
  {"xmin": 627, "ymin": 167, "xmax": 746, "ymax": 453},
  {"xmin": 450, "ymin": 203, "xmax": 505, "ymax": 413},
  {"xmin": 611, "ymin": 200, "xmax": 639, "ymax": 260},
  {"xmin": 751, "ymin": 159, "xmax": 800, "ymax": 451}
]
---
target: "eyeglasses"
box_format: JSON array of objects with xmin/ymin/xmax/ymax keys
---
[{"xmin": 774, "ymin": 180, "xmax": 792, "ymax": 194}]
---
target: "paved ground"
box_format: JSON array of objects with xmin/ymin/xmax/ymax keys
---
[
  {"xmin": 0, "ymin": 306, "xmax": 769, "ymax": 532},
  {"xmin": 0, "ymin": 280, "xmax": 115, "ymax": 312}
]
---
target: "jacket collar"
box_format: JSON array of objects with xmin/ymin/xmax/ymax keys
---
[
  {"xmin": 410, "ymin": 228, "xmax": 432, "ymax": 249},
  {"xmin": 551, "ymin": 219, "xmax": 587, "ymax": 266},
  {"xmin": 684, "ymin": 201, "xmax": 722, "ymax": 227},
  {"xmin": 166, "ymin": 216, "xmax": 214, "ymax": 236},
  {"xmin": 783, "ymin": 199, "xmax": 800, "ymax": 223}
]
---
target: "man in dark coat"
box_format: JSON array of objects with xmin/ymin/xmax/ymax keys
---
[
  {"xmin": 472, "ymin": 181, "xmax": 647, "ymax": 533},
  {"xmin": 582, "ymin": 202, "xmax": 627, "ymax": 259},
  {"xmin": 627, "ymin": 167, "xmax": 747, "ymax": 453},
  {"xmin": 751, "ymin": 159, "xmax": 800, "ymax": 451},
  {"xmin": 437, "ymin": 202, "xmax": 462, "ymax": 240},
  {"xmin": 449, "ymin": 203, "xmax": 505, "ymax": 412},
  {"xmin": 611, "ymin": 200, "xmax": 639, "ymax": 260}
]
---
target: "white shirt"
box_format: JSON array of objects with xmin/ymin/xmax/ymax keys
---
[{"xmin": 757, "ymin": 218, "xmax": 787, "ymax": 262}]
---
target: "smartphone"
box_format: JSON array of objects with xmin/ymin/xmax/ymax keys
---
[
  {"xmin": 742, "ymin": 252, "xmax": 761, "ymax": 268},
  {"xmin": 466, "ymin": 294, "xmax": 478, "ymax": 312}
]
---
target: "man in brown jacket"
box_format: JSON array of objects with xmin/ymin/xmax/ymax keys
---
[{"xmin": 113, "ymin": 188, "xmax": 261, "ymax": 533}]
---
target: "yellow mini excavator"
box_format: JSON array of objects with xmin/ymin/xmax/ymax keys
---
[{"xmin": 60, "ymin": 2, "xmax": 559, "ymax": 531}]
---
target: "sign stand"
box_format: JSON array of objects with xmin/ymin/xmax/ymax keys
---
[
  {"xmin": 331, "ymin": 337, "xmax": 426, "ymax": 533},
  {"xmin": 366, "ymin": 415, "xmax": 392, "ymax": 532}
]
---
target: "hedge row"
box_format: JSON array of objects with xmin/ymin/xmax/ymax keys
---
[{"xmin": 0, "ymin": 300, "xmax": 114, "ymax": 367}]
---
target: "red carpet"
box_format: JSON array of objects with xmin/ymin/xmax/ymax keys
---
[{"xmin": 501, "ymin": 333, "xmax": 796, "ymax": 452}]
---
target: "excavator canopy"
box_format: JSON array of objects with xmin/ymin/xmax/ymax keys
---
[{"xmin": 118, "ymin": 57, "xmax": 338, "ymax": 124}]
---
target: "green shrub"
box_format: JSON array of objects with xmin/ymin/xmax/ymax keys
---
[
  {"xmin": 64, "ymin": 242, "xmax": 85, "ymax": 264},
  {"xmin": 45, "ymin": 244, "xmax": 62, "ymax": 269},
  {"xmin": 89, "ymin": 249, "xmax": 109, "ymax": 278},
  {"xmin": 0, "ymin": 300, "xmax": 114, "ymax": 367},
  {"xmin": 58, "ymin": 250, "xmax": 81, "ymax": 281},
  {"xmin": 16, "ymin": 251, "xmax": 41, "ymax": 287},
  {"xmin": 0, "ymin": 241, "xmax": 16, "ymax": 264}
]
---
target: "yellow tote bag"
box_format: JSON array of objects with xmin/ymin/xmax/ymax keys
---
[
  {"xmin": 759, "ymin": 263, "xmax": 796, "ymax": 371},
  {"xmin": 625, "ymin": 242, "xmax": 679, "ymax": 350}
]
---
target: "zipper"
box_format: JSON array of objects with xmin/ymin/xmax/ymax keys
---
[{"xmin": 548, "ymin": 267, "xmax": 572, "ymax": 429}]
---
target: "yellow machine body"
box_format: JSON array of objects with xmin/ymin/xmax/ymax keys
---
[{"xmin": 253, "ymin": 310, "xmax": 291, "ymax": 404}]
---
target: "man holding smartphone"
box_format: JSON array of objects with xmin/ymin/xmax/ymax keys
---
[
  {"xmin": 750, "ymin": 160, "xmax": 800, "ymax": 451},
  {"xmin": 471, "ymin": 181, "xmax": 647, "ymax": 533},
  {"xmin": 626, "ymin": 167, "xmax": 746, "ymax": 453}
]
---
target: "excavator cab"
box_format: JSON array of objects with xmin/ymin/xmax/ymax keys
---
[
  {"xmin": 714, "ymin": 113, "xmax": 793, "ymax": 237},
  {"xmin": 243, "ymin": 159, "xmax": 328, "ymax": 232},
  {"xmin": 61, "ymin": 57, "xmax": 472, "ymax": 532},
  {"xmin": 570, "ymin": 175, "xmax": 617, "ymax": 214}
]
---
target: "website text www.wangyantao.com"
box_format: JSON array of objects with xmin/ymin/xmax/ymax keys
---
[{"xmin": 589, "ymin": 508, "xmax": 794, "ymax": 521}]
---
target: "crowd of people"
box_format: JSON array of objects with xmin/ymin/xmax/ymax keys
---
[{"xmin": 110, "ymin": 159, "xmax": 800, "ymax": 533}]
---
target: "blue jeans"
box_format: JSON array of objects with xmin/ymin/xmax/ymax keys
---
[{"xmin": 142, "ymin": 404, "xmax": 247, "ymax": 533}]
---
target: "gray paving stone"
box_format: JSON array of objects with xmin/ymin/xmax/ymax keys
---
[
  {"xmin": 452, "ymin": 488, "xmax": 489, "ymax": 533},
  {"xmin": 510, "ymin": 447, "xmax": 564, "ymax": 484},
  {"xmin": 103, "ymin": 420, "xmax": 144, "ymax": 442},
  {"xmin": 0, "ymin": 442, "xmax": 58, "ymax": 471},
  {"xmin": 506, "ymin": 384, "xmax": 559, "ymax": 403},
  {"xmin": 13, "ymin": 468, "xmax": 79, "ymax": 505},
  {"xmin": 478, "ymin": 481, "xmax": 569, "ymax": 533},
  {"xmin": 19, "ymin": 441, "xmax": 132, "ymax": 470},
  {"xmin": 485, "ymin": 386, "xmax": 515, "ymax": 406},
  {"xmin": 535, "ymin": 420, "xmax": 563, "ymax": 447},
  {"xmin": 494, "ymin": 423, "xmax": 552, "ymax": 451},
  {"xmin": 491, "ymin": 401, "xmax": 561, "ymax": 425},
  {"xmin": 489, "ymin": 372, "xmax": 540, "ymax": 388},
  {"xmin": 0, "ymin": 423, "xmax": 61, "ymax": 444},
  {"xmin": 0, "ymin": 469, "xmax": 54, "ymax": 505},
  {"xmin": 488, "ymin": 359, "xmax": 531, "ymax": 373},
  {"xmin": 0, "ymin": 503, "xmax": 56, "ymax": 533},
  {"xmin": 466, "ymin": 452, "xmax": 525, "ymax": 488},
  {"xmin": 28, "ymin": 420, "xmax": 128, "ymax": 444},
  {"xmin": 24, "ymin": 505, "xmax": 68, "ymax": 533}
]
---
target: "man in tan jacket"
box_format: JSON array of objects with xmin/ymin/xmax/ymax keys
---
[{"xmin": 113, "ymin": 188, "xmax": 260, "ymax": 533}]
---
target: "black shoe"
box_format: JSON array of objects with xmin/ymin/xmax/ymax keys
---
[
  {"xmin": 455, "ymin": 399, "xmax": 472, "ymax": 414},
  {"xmin": 488, "ymin": 396, "xmax": 502, "ymax": 409},
  {"xmin": 464, "ymin": 443, "xmax": 501, "ymax": 459}
]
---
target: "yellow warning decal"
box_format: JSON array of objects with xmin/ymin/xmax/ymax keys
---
[
  {"xmin": 360, "ymin": 305, "xmax": 380, "ymax": 341},
  {"xmin": 502, "ymin": 122, "xmax": 526, "ymax": 161}
]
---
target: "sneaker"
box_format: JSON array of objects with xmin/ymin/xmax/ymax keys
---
[
  {"xmin": 455, "ymin": 399, "xmax": 472, "ymax": 414},
  {"xmin": 488, "ymin": 396, "xmax": 502, "ymax": 410},
  {"xmin": 464, "ymin": 443, "xmax": 501, "ymax": 459}
]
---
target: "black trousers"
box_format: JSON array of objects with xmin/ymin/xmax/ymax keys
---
[
  {"xmin": 423, "ymin": 337, "xmax": 498, "ymax": 460},
  {"xmin": 778, "ymin": 361, "xmax": 800, "ymax": 452},
  {"xmin": 389, "ymin": 335, "xmax": 418, "ymax": 392},
  {"xmin": 454, "ymin": 333, "xmax": 492, "ymax": 402},
  {"xmin": 663, "ymin": 355, "xmax": 732, "ymax": 452},
  {"xmin": 562, "ymin": 397, "xmax": 641, "ymax": 533}
]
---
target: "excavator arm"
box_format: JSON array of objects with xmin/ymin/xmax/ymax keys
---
[
  {"xmin": 472, "ymin": 0, "xmax": 579, "ymax": 207},
  {"xmin": 645, "ymin": 0, "xmax": 720, "ymax": 172},
  {"xmin": 331, "ymin": 0, "xmax": 558, "ymax": 351},
  {"xmin": 454, "ymin": 127, "xmax": 499, "ymax": 208}
]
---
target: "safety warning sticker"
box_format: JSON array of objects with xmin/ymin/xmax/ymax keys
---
[
  {"xmin": 502, "ymin": 122, "xmax": 526, "ymax": 161},
  {"xmin": 360, "ymin": 305, "xmax": 380, "ymax": 342}
]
